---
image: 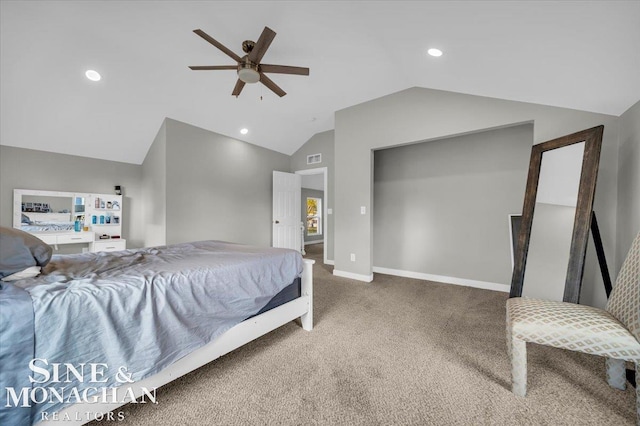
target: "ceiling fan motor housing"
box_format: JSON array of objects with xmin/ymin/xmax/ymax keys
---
[{"xmin": 242, "ymin": 40, "xmax": 255, "ymax": 53}]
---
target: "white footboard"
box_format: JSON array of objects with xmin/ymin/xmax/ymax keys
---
[
  {"xmin": 301, "ymin": 258, "xmax": 314, "ymax": 331},
  {"xmin": 38, "ymin": 259, "xmax": 315, "ymax": 425}
]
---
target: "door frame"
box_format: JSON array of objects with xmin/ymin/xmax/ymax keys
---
[{"xmin": 295, "ymin": 167, "xmax": 328, "ymax": 265}]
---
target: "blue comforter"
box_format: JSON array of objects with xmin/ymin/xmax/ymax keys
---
[
  {"xmin": 0, "ymin": 282, "xmax": 34, "ymax": 426},
  {"xmin": 0, "ymin": 241, "xmax": 302, "ymax": 425},
  {"xmin": 21, "ymin": 223, "xmax": 75, "ymax": 232}
]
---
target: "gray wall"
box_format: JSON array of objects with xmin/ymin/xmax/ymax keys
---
[
  {"xmin": 290, "ymin": 130, "xmax": 335, "ymax": 261},
  {"xmin": 302, "ymin": 188, "xmax": 324, "ymax": 244},
  {"xmin": 163, "ymin": 119, "xmax": 290, "ymax": 247},
  {"xmin": 617, "ymin": 100, "xmax": 640, "ymax": 271},
  {"xmin": 335, "ymin": 87, "xmax": 619, "ymax": 308},
  {"xmin": 142, "ymin": 120, "xmax": 167, "ymax": 247},
  {"xmin": 373, "ymin": 124, "xmax": 532, "ymax": 285},
  {"xmin": 0, "ymin": 145, "xmax": 144, "ymax": 250}
]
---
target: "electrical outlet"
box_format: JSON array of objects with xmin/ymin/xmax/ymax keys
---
[
  {"xmin": 360, "ymin": 206, "xmax": 366, "ymax": 215},
  {"xmin": 350, "ymin": 253, "xmax": 356, "ymax": 262}
]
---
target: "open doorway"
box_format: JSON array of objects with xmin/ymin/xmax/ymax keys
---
[{"xmin": 296, "ymin": 167, "xmax": 328, "ymax": 264}]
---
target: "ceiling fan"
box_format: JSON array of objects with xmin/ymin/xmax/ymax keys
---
[{"xmin": 189, "ymin": 26, "xmax": 309, "ymax": 98}]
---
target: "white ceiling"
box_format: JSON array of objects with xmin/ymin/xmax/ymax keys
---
[{"xmin": 1, "ymin": 1, "xmax": 639, "ymax": 165}]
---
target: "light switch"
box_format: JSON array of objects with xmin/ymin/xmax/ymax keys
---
[
  {"xmin": 328, "ymin": 208, "xmax": 333, "ymax": 214},
  {"xmin": 360, "ymin": 206, "xmax": 366, "ymax": 215}
]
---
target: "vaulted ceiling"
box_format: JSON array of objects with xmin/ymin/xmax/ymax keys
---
[{"xmin": 1, "ymin": 1, "xmax": 639, "ymax": 164}]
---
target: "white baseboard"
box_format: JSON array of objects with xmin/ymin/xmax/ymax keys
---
[
  {"xmin": 372, "ymin": 266, "xmax": 510, "ymax": 293},
  {"xmin": 333, "ymin": 269, "xmax": 374, "ymax": 282},
  {"xmin": 302, "ymin": 258, "xmax": 333, "ymax": 265},
  {"xmin": 304, "ymin": 240, "xmax": 324, "ymax": 246}
]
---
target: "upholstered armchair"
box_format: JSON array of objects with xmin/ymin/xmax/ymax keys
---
[{"xmin": 506, "ymin": 232, "xmax": 640, "ymax": 421}]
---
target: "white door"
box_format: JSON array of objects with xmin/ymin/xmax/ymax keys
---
[{"xmin": 273, "ymin": 171, "xmax": 301, "ymax": 251}]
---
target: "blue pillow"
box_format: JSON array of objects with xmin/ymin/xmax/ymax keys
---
[{"xmin": 0, "ymin": 226, "xmax": 52, "ymax": 279}]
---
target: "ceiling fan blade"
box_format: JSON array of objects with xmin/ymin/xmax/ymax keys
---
[
  {"xmin": 248, "ymin": 26, "xmax": 276, "ymax": 64},
  {"xmin": 193, "ymin": 29, "xmax": 241, "ymax": 63},
  {"xmin": 260, "ymin": 64, "xmax": 309, "ymax": 76},
  {"xmin": 232, "ymin": 79, "xmax": 246, "ymax": 97},
  {"xmin": 259, "ymin": 72, "xmax": 286, "ymax": 97},
  {"xmin": 189, "ymin": 65, "xmax": 237, "ymax": 70}
]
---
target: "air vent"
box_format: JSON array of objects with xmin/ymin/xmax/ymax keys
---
[{"xmin": 307, "ymin": 153, "xmax": 322, "ymax": 165}]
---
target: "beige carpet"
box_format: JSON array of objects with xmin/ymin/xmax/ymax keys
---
[{"xmin": 111, "ymin": 244, "xmax": 635, "ymax": 425}]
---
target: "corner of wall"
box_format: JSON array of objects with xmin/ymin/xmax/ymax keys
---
[
  {"xmin": 616, "ymin": 100, "xmax": 640, "ymax": 273},
  {"xmin": 141, "ymin": 119, "xmax": 168, "ymax": 247}
]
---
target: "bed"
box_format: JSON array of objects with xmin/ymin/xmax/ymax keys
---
[
  {"xmin": 21, "ymin": 223, "xmax": 76, "ymax": 232},
  {"xmin": 20, "ymin": 213, "xmax": 75, "ymax": 232},
  {"xmin": 0, "ymin": 228, "xmax": 314, "ymax": 426}
]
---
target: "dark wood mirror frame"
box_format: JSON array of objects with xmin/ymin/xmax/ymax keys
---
[{"xmin": 509, "ymin": 125, "xmax": 604, "ymax": 303}]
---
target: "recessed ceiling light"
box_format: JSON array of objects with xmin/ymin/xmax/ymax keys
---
[
  {"xmin": 240, "ymin": 128, "xmax": 249, "ymax": 135},
  {"xmin": 85, "ymin": 70, "xmax": 101, "ymax": 81},
  {"xmin": 427, "ymin": 48, "xmax": 443, "ymax": 57}
]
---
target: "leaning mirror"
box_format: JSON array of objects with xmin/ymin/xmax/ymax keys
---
[{"xmin": 510, "ymin": 125, "xmax": 603, "ymax": 303}]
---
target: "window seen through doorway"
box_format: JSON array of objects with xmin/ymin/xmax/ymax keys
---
[{"xmin": 306, "ymin": 197, "xmax": 322, "ymax": 236}]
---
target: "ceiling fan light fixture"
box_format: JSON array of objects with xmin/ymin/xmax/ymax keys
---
[
  {"xmin": 85, "ymin": 70, "xmax": 101, "ymax": 81},
  {"xmin": 238, "ymin": 68, "xmax": 260, "ymax": 84}
]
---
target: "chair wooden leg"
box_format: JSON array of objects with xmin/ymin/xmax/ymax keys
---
[
  {"xmin": 606, "ymin": 358, "xmax": 627, "ymax": 390},
  {"xmin": 510, "ymin": 338, "xmax": 527, "ymax": 396}
]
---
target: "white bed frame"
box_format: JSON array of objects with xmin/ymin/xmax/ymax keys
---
[{"xmin": 39, "ymin": 258, "xmax": 315, "ymax": 425}]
